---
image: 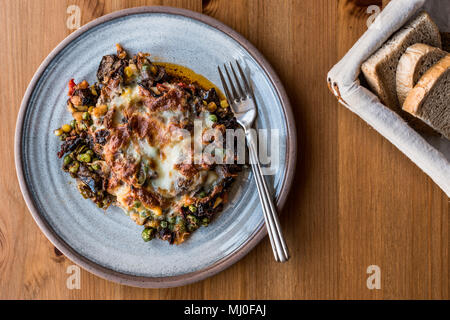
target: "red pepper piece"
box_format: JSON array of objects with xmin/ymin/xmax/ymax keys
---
[{"xmin": 68, "ymin": 78, "xmax": 76, "ymax": 96}]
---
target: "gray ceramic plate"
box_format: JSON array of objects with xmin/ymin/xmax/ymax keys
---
[{"xmin": 15, "ymin": 6, "xmax": 296, "ymax": 288}]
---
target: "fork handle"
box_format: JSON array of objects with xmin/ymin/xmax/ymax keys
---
[{"xmin": 246, "ymin": 131, "xmax": 290, "ymax": 262}]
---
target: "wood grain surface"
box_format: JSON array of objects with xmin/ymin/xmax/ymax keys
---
[{"xmin": 0, "ymin": 0, "xmax": 448, "ymax": 299}]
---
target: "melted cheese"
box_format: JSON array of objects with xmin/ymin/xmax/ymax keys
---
[
  {"xmin": 151, "ymin": 137, "xmax": 191, "ymax": 195},
  {"xmin": 100, "ymin": 72, "xmax": 223, "ymax": 211},
  {"xmin": 111, "ymin": 184, "xmax": 131, "ymax": 208},
  {"xmin": 138, "ymin": 139, "xmax": 159, "ymax": 158}
]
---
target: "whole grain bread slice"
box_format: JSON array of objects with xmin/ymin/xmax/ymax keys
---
[
  {"xmin": 362, "ymin": 11, "xmax": 442, "ymax": 112},
  {"xmin": 396, "ymin": 43, "xmax": 447, "ymax": 105},
  {"xmin": 403, "ymin": 54, "xmax": 450, "ymax": 139}
]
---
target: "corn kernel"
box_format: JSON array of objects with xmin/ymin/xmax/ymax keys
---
[
  {"xmin": 90, "ymin": 86, "xmax": 97, "ymax": 96},
  {"xmin": 152, "ymin": 207, "xmax": 162, "ymax": 216},
  {"xmin": 54, "ymin": 129, "xmax": 63, "ymax": 136},
  {"xmin": 207, "ymin": 102, "xmax": 217, "ymax": 112},
  {"xmin": 124, "ymin": 66, "xmax": 134, "ymax": 78},
  {"xmin": 220, "ymin": 100, "xmax": 229, "ymax": 108},
  {"xmin": 61, "ymin": 124, "xmax": 72, "ymax": 133},
  {"xmin": 93, "ymin": 104, "xmax": 108, "ymax": 117}
]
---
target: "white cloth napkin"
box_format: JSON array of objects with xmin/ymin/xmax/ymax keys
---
[{"xmin": 327, "ymin": 0, "xmax": 450, "ymax": 196}]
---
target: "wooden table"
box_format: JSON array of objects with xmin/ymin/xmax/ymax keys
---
[{"xmin": 0, "ymin": 0, "xmax": 448, "ymax": 299}]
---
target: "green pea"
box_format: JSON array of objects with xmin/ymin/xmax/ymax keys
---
[
  {"xmin": 198, "ymin": 191, "xmax": 207, "ymax": 198},
  {"xmin": 188, "ymin": 205, "xmax": 197, "ymax": 213},
  {"xmin": 70, "ymin": 119, "xmax": 77, "ymax": 128},
  {"xmin": 186, "ymin": 214, "xmax": 199, "ymax": 232},
  {"xmin": 201, "ymin": 217, "xmax": 210, "ymax": 227},
  {"xmin": 77, "ymin": 153, "xmax": 91, "ymax": 163},
  {"xmin": 82, "ymin": 112, "xmax": 90, "ymax": 120},
  {"xmin": 167, "ymin": 216, "xmax": 176, "ymax": 224},
  {"xmin": 209, "ymin": 114, "xmax": 218, "ymax": 122},
  {"xmin": 63, "ymin": 155, "xmax": 72, "ymax": 166},
  {"xmin": 160, "ymin": 221, "xmax": 168, "ymax": 228},
  {"xmin": 69, "ymin": 161, "xmax": 79, "ymax": 173},
  {"xmin": 86, "ymin": 150, "xmax": 94, "ymax": 156},
  {"xmin": 91, "ymin": 163, "xmax": 100, "ymax": 171},
  {"xmin": 187, "ymin": 214, "xmax": 198, "ymax": 223},
  {"xmin": 141, "ymin": 228, "xmax": 155, "ymax": 242},
  {"xmin": 187, "ymin": 224, "xmax": 198, "ymax": 232}
]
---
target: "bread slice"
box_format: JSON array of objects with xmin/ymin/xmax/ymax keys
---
[
  {"xmin": 403, "ymin": 54, "xmax": 450, "ymax": 139},
  {"xmin": 396, "ymin": 44, "xmax": 447, "ymax": 105},
  {"xmin": 362, "ymin": 12, "xmax": 442, "ymax": 112}
]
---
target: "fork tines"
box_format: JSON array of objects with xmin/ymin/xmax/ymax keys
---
[{"xmin": 218, "ymin": 60, "xmax": 252, "ymax": 103}]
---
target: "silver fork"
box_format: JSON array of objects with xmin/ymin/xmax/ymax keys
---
[{"xmin": 218, "ymin": 61, "xmax": 290, "ymax": 262}]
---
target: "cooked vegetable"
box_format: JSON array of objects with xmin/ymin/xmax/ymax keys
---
[
  {"xmin": 63, "ymin": 155, "xmax": 73, "ymax": 166},
  {"xmin": 186, "ymin": 214, "xmax": 199, "ymax": 232},
  {"xmin": 56, "ymin": 45, "xmax": 241, "ymax": 245},
  {"xmin": 209, "ymin": 114, "xmax": 218, "ymax": 122},
  {"xmin": 167, "ymin": 215, "xmax": 176, "ymax": 224},
  {"xmin": 77, "ymin": 153, "xmax": 91, "ymax": 163},
  {"xmin": 207, "ymin": 102, "xmax": 217, "ymax": 112},
  {"xmin": 124, "ymin": 66, "xmax": 134, "ymax": 78},
  {"xmin": 201, "ymin": 217, "xmax": 210, "ymax": 227},
  {"xmin": 197, "ymin": 191, "xmax": 207, "ymax": 198},
  {"xmin": 220, "ymin": 100, "xmax": 229, "ymax": 108},
  {"xmin": 142, "ymin": 228, "xmax": 155, "ymax": 242},
  {"xmin": 69, "ymin": 161, "xmax": 79, "ymax": 173},
  {"xmin": 62, "ymin": 124, "xmax": 72, "ymax": 133}
]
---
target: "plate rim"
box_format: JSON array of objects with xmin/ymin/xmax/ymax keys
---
[{"xmin": 14, "ymin": 5, "xmax": 297, "ymax": 288}]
